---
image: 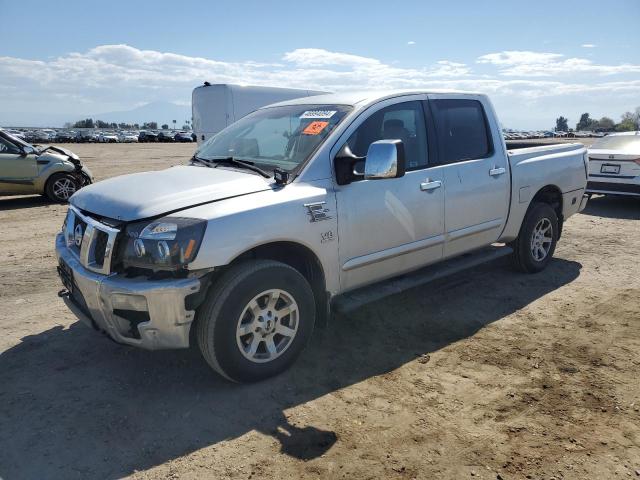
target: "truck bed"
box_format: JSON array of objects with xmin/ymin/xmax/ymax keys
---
[{"xmin": 499, "ymin": 142, "xmax": 588, "ymax": 242}]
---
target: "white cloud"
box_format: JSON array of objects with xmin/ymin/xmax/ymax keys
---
[
  {"xmin": 477, "ymin": 50, "xmax": 640, "ymax": 76},
  {"xmin": 407, "ymin": 41, "xmax": 416, "ymax": 45},
  {"xmin": 581, "ymin": 44, "xmax": 596, "ymax": 48},
  {"xmin": 0, "ymin": 44, "xmax": 639, "ymax": 129}
]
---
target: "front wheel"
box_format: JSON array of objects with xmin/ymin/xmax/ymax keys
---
[
  {"xmin": 45, "ymin": 173, "xmax": 78, "ymax": 203},
  {"xmin": 511, "ymin": 202, "xmax": 558, "ymax": 273},
  {"xmin": 196, "ymin": 260, "xmax": 316, "ymax": 382}
]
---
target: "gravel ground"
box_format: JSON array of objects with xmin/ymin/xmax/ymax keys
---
[{"xmin": 0, "ymin": 142, "xmax": 638, "ymax": 480}]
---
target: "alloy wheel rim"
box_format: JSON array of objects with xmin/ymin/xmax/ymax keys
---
[
  {"xmin": 53, "ymin": 178, "xmax": 76, "ymax": 200},
  {"xmin": 235, "ymin": 289, "xmax": 299, "ymax": 364},
  {"xmin": 530, "ymin": 218, "xmax": 553, "ymax": 261}
]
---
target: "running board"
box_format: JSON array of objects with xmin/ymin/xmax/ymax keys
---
[{"xmin": 332, "ymin": 245, "xmax": 513, "ymax": 314}]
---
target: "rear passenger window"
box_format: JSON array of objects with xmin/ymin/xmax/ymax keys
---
[
  {"xmin": 430, "ymin": 99, "xmax": 492, "ymax": 164},
  {"xmin": 345, "ymin": 101, "xmax": 428, "ymax": 170}
]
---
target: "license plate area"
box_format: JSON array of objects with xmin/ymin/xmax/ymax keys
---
[
  {"xmin": 600, "ymin": 163, "xmax": 620, "ymax": 174},
  {"xmin": 57, "ymin": 259, "xmax": 74, "ymax": 293}
]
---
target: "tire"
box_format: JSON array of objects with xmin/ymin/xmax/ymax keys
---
[
  {"xmin": 196, "ymin": 260, "xmax": 316, "ymax": 383},
  {"xmin": 511, "ymin": 202, "xmax": 558, "ymax": 273},
  {"xmin": 45, "ymin": 173, "xmax": 78, "ymax": 203},
  {"xmin": 81, "ymin": 173, "xmax": 92, "ymax": 187}
]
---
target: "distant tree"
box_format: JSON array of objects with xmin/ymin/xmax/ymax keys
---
[
  {"xmin": 576, "ymin": 113, "xmax": 596, "ymax": 131},
  {"xmin": 555, "ymin": 116, "xmax": 569, "ymax": 132},
  {"xmin": 161, "ymin": 123, "xmax": 169, "ymax": 130},
  {"xmin": 95, "ymin": 120, "xmax": 110, "ymax": 128},
  {"xmin": 616, "ymin": 119, "xmax": 637, "ymax": 132},
  {"xmin": 142, "ymin": 122, "xmax": 158, "ymax": 130},
  {"xmin": 73, "ymin": 118, "xmax": 95, "ymax": 128},
  {"xmin": 595, "ymin": 117, "xmax": 615, "ymax": 131},
  {"xmin": 181, "ymin": 124, "xmax": 191, "ymax": 130},
  {"xmin": 619, "ymin": 110, "xmax": 640, "ymax": 130}
]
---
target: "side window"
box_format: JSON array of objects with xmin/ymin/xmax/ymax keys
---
[
  {"xmin": 0, "ymin": 138, "xmax": 20, "ymax": 154},
  {"xmin": 346, "ymin": 101, "xmax": 428, "ymax": 170},
  {"xmin": 430, "ymin": 99, "xmax": 492, "ymax": 164}
]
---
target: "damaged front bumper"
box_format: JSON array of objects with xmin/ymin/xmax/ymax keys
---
[{"xmin": 55, "ymin": 233, "xmax": 201, "ymax": 349}]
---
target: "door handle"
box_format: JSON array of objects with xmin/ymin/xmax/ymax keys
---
[
  {"xmin": 420, "ymin": 179, "xmax": 442, "ymax": 191},
  {"xmin": 489, "ymin": 167, "xmax": 506, "ymax": 176}
]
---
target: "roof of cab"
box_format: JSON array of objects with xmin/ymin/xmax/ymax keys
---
[{"xmin": 262, "ymin": 89, "xmax": 484, "ymax": 109}]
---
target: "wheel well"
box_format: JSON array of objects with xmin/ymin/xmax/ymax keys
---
[
  {"xmin": 232, "ymin": 242, "xmax": 329, "ymax": 327},
  {"xmin": 531, "ymin": 185, "xmax": 564, "ymax": 237}
]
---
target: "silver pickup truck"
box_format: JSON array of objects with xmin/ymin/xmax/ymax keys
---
[{"xmin": 56, "ymin": 90, "xmax": 589, "ymax": 382}]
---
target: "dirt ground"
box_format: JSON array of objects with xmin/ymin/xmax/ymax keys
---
[{"xmin": 0, "ymin": 142, "xmax": 638, "ymax": 480}]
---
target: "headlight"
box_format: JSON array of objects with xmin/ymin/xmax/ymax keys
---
[{"xmin": 118, "ymin": 217, "xmax": 207, "ymax": 272}]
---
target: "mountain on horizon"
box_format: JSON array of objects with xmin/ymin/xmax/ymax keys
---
[
  {"xmin": 0, "ymin": 101, "xmax": 192, "ymax": 128},
  {"xmin": 93, "ymin": 102, "xmax": 192, "ymax": 127}
]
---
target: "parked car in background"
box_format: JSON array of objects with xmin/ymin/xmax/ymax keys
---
[
  {"xmin": 25, "ymin": 130, "xmax": 44, "ymax": 143},
  {"xmin": 76, "ymin": 131, "xmax": 99, "ymax": 143},
  {"xmin": 586, "ymin": 131, "xmax": 640, "ymax": 197},
  {"xmin": 5, "ymin": 130, "xmax": 26, "ymax": 141},
  {"xmin": 55, "ymin": 90, "xmax": 588, "ymax": 382},
  {"xmin": 98, "ymin": 132, "xmax": 119, "ymax": 143},
  {"xmin": 138, "ymin": 131, "xmax": 158, "ymax": 142},
  {"xmin": 157, "ymin": 131, "xmax": 175, "ymax": 142},
  {"xmin": 118, "ymin": 132, "xmax": 139, "ymax": 143},
  {"xmin": 174, "ymin": 131, "xmax": 194, "ymax": 142},
  {"xmin": 55, "ymin": 131, "xmax": 75, "ymax": 143},
  {"xmin": 0, "ymin": 129, "xmax": 93, "ymax": 202}
]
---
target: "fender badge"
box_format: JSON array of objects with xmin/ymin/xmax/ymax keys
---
[{"xmin": 304, "ymin": 201, "xmax": 331, "ymax": 222}]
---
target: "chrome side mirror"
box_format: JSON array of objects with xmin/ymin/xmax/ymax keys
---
[{"xmin": 364, "ymin": 139, "xmax": 406, "ymax": 180}]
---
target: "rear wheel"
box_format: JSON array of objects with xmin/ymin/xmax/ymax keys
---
[
  {"xmin": 196, "ymin": 260, "xmax": 315, "ymax": 382},
  {"xmin": 511, "ymin": 202, "xmax": 558, "ymax": 273},
  {"xmin": 45, "ymin": 173, "xmax": 78, "ymax": 203}
]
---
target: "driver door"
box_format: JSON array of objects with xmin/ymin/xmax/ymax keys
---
[
  {"xmin": 0, "ymin": 137, "xmax": 37, "ymax": 195},
  {"xmin": 333, "ymin": 97, "xmax": 446, "ymax": 292}
]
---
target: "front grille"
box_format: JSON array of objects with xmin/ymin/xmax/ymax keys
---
[
  {"xmin": 94, "ymin": 230, "xmax": 109, "ymax": 267},
  {"xmin": 64, "ymin": 207, "xmax": 120, "ymax": 275}
]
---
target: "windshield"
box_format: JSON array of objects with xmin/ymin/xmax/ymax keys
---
[
  {"xmin": 591, "ymin": 134, "xmax": 640, "ymax": 152},
  {"xmin": 196, "ymin": 104, "xmax": 351, "ymax": 172},
  {"xmin": 0, "ymin": 130, "xmax": 36, "ymax": 151}
]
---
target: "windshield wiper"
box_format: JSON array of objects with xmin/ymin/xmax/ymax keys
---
[
  {"xmin": 207, "ymin": 156, "xmax": 271, "ymax": 179},
  {"xmin": 190, "ymin": 154, "xmax": 212, "ymax": 167}
]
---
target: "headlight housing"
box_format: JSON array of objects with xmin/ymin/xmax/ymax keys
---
[{"xmin": 117, "ymin": 217, "xmax": 207, "ymax": 272}]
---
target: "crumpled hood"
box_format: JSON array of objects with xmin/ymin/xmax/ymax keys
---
[
  {"xmin": 71, "ymin": 165, "xmax": 272, "ymax": 221},
  {"xmin": 34, "ymin": 145, "xmax": 82, "ymax": 167},
  {"xmin": 41, "ymin": 145, "xmax": 80, "ymax": 161}
]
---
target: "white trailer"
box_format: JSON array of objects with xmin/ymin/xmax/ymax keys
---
[{"xmin": 192, "ymin": 83, "xmax": 327, "ymax": 145}]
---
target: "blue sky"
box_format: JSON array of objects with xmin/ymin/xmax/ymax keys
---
[{"xmin": 1, "ymin": 0, "xmax": 639, "ymax": 129}]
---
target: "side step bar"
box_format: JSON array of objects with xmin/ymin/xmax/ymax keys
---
[{"xmin": 332, "ymin": 245, "xmax": 513, "ymax": 314}]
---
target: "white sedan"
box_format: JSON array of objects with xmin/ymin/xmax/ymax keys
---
[
  {"xmin": 586, "ymin": 131, "xmax": 640, "ymax": 197},
  {"xmin": 98, "ymin": 133, "xmax": 119, "ymax": 143},
  {"xmin": 118, "ymin": 132, "xmax": 139, "ymax": 143}
]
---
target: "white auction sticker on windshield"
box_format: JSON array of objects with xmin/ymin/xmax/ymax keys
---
[{"xmin": 300, "ymin": 110, "xmax": 337, "ymax": 119}]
